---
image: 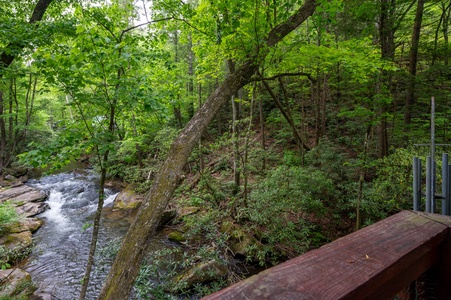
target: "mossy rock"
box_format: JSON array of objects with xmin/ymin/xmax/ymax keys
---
[
  {"xmin": 167, "ymin": 231, "xmax": 186, "ymax": 243},
  {"xmin": 112, "ymin": 187, "xmax": 144, "ymax": 211},
  {"xmin": 0, "ymin": 268, "xmax": 35, "ymax": 299},
  {"xmin": 229, "ymin": 226, "xmax": 263, "ymax": 257},
  {"xmin": 178, "ymin": 206, "xmax": 199, "ymax": 217},
  {"xmin": 0, "ymin": 231, "xmax": 32, "ymax": 250},
  {"xmin": 174, "ymin": 260, "xmax": 227, "ymax": 288},
  {"xmin": 5, "ymin": 218, "xmax": 43, "ymax": 234},
  {"xmin": 219, "ymin": 219, "xmax": 234, "ymax": 234}
]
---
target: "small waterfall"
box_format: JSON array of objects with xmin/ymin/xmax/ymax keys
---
[{"xmin": 24, "ymin": 171, "xmax": 167, "ymax": 300}]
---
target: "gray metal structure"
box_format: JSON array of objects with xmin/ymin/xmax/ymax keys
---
[
  {"xmin": 412, "ymin": 97, "xmax": 451, "ymax": 215},
  {"xmin": 413, "ymin": 154, "xmax": 451, "ymax": 215}
]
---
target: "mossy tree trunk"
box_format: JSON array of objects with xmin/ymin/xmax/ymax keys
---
[{"xmin": 98, "ymin": 1, "xmax": 317, "ymax": 299}]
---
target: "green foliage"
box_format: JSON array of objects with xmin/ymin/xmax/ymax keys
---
[
  {"xmin": 0, "ymin": 201, "xmax": 19, "ymax": 233},
  {"xmin": 305, "ymin": 139, "xmax": 352, "ymax": 183},
  {"xmin": 363, "ymin": 148, "xmax": 415, "ymax": 224},
  {"xmin": 0, "ymin": 244, "xmax": 32, "ymax": 270},
  {"xmin": 242, "ymin": 165, "xmax": 333, "ymax": 264},
  {"xmin": 0, "ymin": 278, "xmax": 36, "ymax": 300}
]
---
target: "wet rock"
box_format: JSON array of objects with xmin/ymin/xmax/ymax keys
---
[
  {"xmin": 31, "ymin": 289, "xmax": 53, "ymax": 300},
  {"xmin": 62, "ymin": 199, "xmax": 89, "ymax": 209},
  {"xmin": 0, "ymin": 185, "xmax": 47, "ymax": 204},
  {"xmin": 15, "ymin": 202, "xmax": 49, "ymax": 217},
  {"xmin": 0, "ymin": 268, "xmax": 34, "ymax": 299}
]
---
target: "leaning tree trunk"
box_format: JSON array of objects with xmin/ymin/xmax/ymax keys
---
[{"xmin": 98, "ymin": 1, "xmax": 317, "ymax": 299}]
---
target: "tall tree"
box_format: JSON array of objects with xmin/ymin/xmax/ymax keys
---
[
  {"xmin": 0, "ymin": 0, "xmax": 53, "ymax": 173},
  {"xmin": 0, "ymin": 0, "xmax": 53, "ymax": 74},
  {"xmin": 98, "ymin": 1, "xmax": 318, "ymax": 299},
  {"xmin": 404, "ymin": 0, "xmax": 425, "ymax": 129}
]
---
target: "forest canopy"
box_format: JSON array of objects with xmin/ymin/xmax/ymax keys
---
[{"xmin": 1, "ymin": 0, "xmax": 450, "ymax": 299}]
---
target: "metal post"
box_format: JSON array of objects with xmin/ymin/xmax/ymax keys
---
[
  {"xmin": 432, "ymin": 160, "xmax": 437, "ymax": 213},
  {"xmin": 431, "ymin": 97, "xmax": 436, "ymax": 213},
  {"xmin": 442, "ymin": 154, "xmax": 449, "ymax": 215},
  {"xmin": 413, "ymin": 157, "xmax": 421, "ymax": 211},
  {"xmin": 426, "ymin": 156, "xmax": 432, "ymax": 213},
  {"xmin": 448, "ymin": 164, "xmax": 451, "ymax": 215}
]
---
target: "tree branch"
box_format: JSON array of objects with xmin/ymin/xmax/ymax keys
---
[
  {"xmin": 255, "ymin": 72, "xmax": 316, "ymax": 83},
  {"xmin": 0, "ymin": 0, "xmax": 53, "ymax": 72},
  {"xmin": 98, "ymin": 1, "xmax": 318, "ymax": 298}
]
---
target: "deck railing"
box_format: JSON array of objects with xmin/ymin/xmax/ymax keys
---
[{"xmin": 202, "ymin": 210, "xmax": 451, "ymax": 299}]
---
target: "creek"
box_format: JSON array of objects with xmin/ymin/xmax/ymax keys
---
[{"xmin": 23, "ymin": 170, "xmax": 169, "ymax": 300}]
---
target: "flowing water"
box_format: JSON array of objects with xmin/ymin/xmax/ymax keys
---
[{"xmin": 24, "ymin": 170, "xmax": 168, "ymax": 300}]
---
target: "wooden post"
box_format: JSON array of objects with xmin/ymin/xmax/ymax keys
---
[{"xmin": 437, "ymin": 230, "xmax": 451, "ymax": 299}]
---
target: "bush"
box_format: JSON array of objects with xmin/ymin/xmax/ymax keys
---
[
  {"xmin": 0, "ymin": 201, "xmax": 19, "ymax": 233},
  {"xmin": 364, "ymin": 148, "xmax": 415, "ymax": 224},
  {"xmin": 242, "ymin": 165, "xmax": 334, "ymax": 264}
]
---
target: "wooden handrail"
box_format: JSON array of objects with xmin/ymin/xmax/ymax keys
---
[{"xmin": 202, "ymin": 211, "xmax": 451, "ymax": 299}]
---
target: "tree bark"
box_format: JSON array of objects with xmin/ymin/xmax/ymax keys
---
[
  {"xmin": 404, "ymin": 0, "xmax": 424, "ymax": 128},
  {"xmin": 377, "ymin": 0, "xmax": 396, "ymax": 158},
  {"xmin": 98, "ymin": 1, "xmax": 317, "ymax": 299},
  {"xmin": 228, "ymin": 60, "xmax": 241, "ymax": 188}
]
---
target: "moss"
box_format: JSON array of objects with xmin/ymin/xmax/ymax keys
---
[{"xmin": 168, "ymin": 231, "xmax": 186, "ymax": 243}]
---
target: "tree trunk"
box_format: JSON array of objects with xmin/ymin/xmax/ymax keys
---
[
  {"xmin": 404, "ymin": 0, "xmax": 424, "ymax": 129},
  {"xmin": 261, "ymin": 77, "xmax": 310, "ymax": 151},
  {"xmin": 79, "ymin": 167, "xmax": 107, "ymax": 300},
  {"xmin": 444, "ymin": 1, "xmax": 451, "ymax": 66},
  {"xmin": 377, "ymin": 0, "xmax": 396, "ymax": 158},
  {"xmin": 187, "ymin": 34, "xmax": 195, "ymax": 119},
  {"xmin": 0, "ymin": 91, "xmax": 6, "ymax": 174},
  {"xmin": 228, "ymin": 60, "xmax": 241, "ymax": 188},
  {"xmin": 259, "ymin": 83, "xmax": 266, "ymax": 171},
  {"xmin": 98, "ymin": 1, "xmax": 317, "ymax": 298}
]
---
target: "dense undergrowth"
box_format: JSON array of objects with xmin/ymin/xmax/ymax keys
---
[{"xmin": 93, "ymin": 121, "xmax": 422, "ymax": 298}]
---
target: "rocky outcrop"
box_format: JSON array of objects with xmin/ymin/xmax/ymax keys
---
[
  {"xmin": 174, "ymin": 260, "xmax": 228, "ymax": 288},
  {"xmin": 0, "ymin": 268, "xmax": 35, "ymax": 299},
  {"xmin": 105, "ymin": 186, "xmax": 177, "ymax": 227},
  {"xmin": 112, "ymin": 186, "xmax": 144, "ymax": 210},
  {"xmin": 0, "ymin": 184, "xmax": 48, "ymax": 218},
  {"xmin": 0, "ymin": 180, "xmax": 48, "ymax": 298}
]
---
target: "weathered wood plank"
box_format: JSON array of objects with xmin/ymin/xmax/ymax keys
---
[{"xmin": 202, "ymin": 211, "xmax": 451, "ymax": 300}]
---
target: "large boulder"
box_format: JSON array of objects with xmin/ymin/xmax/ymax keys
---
[
  {"xmin": 5, "ymin": 218, "xmax": 43, "ymax": 234},
  {"xmin": 15, "ymin": 202, "xmax": 49, "ymax": 218},
  {"xmin": 0, "ymin": 184, "xmax": 48, "ymax": 218},
  {"xmin": 175, "ymin": 260, "xmax": 228, "ymax": 288},
  {"xmin": 0, "ymin": 185, "xmax": 47, "ymax": 204},
  {"xmin": 112, "ymin": 186, "xmax": 144, "ymax": 211},
  {"xmin": 0, "ymin": 231, "xmax": 33, "ymax": 250}
]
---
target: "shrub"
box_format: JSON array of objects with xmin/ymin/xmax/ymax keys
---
[
  {"xmin": 242, "ymin": 165, "xmax": 334, "ymax": 264},
  {"xmin": 0, "ymin": 201, "xmax": 19, "ymax": 233}
]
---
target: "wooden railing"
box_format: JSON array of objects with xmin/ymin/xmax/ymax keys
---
[{"xmin": 202, "ymin": 211, "xmax": 451, "ymax": 299}]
